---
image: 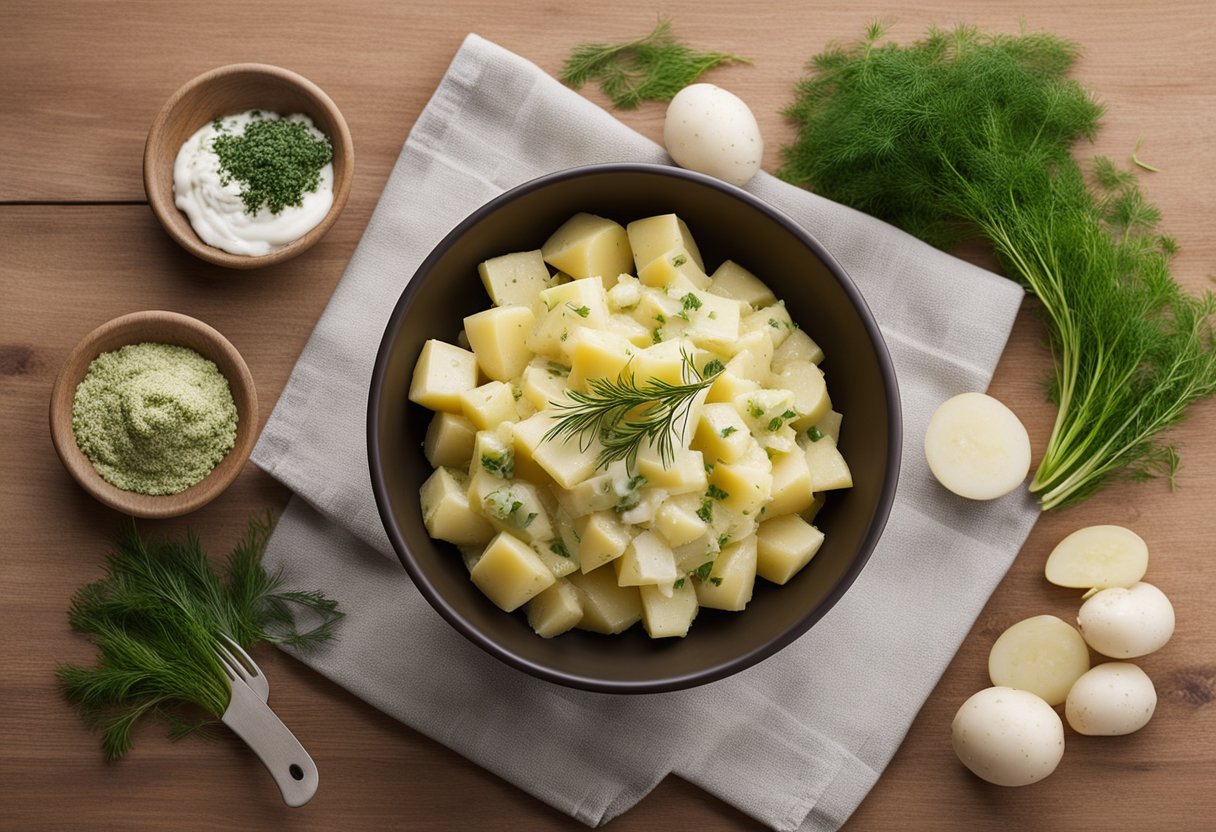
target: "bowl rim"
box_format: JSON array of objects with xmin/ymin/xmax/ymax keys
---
[
  {"xmin": 48, "ymin": 310, "xmax": 258, "ymax": 518},
  {"xmin": 143, "ymin": 62, "xmax": 354, "ymax": 270},
  {"xmin": 368, "ymin": 163, "xmax": 902, "ymax": 693}
]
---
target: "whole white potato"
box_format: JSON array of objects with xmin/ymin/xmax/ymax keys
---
[
  {"xmin": 1077, "ymin": 581, "xmax": 1175, "ymax": 658},
  {"xmin": 951, "ymin": 687, "xmax": 1064, "ymax": 787},
  {"xmin": 1065, "ymin": 662, "xmax": 1157, "ymax": 736},
  {"xmin": 664, "ymin": 84, "xmax": 763, "ymax": 186}
]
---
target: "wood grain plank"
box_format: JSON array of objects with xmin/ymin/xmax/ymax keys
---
[{"xmin": 3, "ymin": 0, "xmax": 1216, "ymax": 829}]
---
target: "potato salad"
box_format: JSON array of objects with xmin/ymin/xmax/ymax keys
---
[{"xmin": 409, "ymin": 212, "xmax": 852, "ymax": 639}]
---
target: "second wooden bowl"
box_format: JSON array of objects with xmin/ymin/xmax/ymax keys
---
[
  {"xmin": 143, "ymin": 63, "xmax": 354, "ymax": 269},
  {"xmin": 49, "ymin": 311, "xmax": 258, "ymax": 518}
]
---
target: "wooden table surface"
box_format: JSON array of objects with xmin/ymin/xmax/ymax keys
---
[{"xmin": 4, "ymin": 1, "xmax": 1214, "ymax": 829}]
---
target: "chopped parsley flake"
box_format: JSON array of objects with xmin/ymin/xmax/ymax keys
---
[
  {"xmin": 673, "ymin": 578, "xmax": 686, "ymax": 589},
  {"xmin": 695, "ymin": 562, "xmax": 714, "ymax": 582},
  {"xmin": 520, "ymin": 512, "xmax": 538, "ymax": 529},
  {"xmin": 481, "ymin": 453, "xmax": 515, "ymax": 479},
  {"xmin": 748, "ymin": 401, "xmax": 765, "ymax": 418},
  {"xmin": 651, "ymin": 328, "xmax": 663, "ymax": 344},
  {"xmin": 567, "ymin": 303, "xmax": 591, "ymax": 318},
  {"xmin": 703, "ymin": 359, "xmax": 725, "ymax": 376},
  {"xmin": 547, "ymin": 361, "xmax": 571, "ymax": 377},
  {"xmin": 708, "ymin": 310, "xmax": 718, "ymax": 319},
  {"xmin": 709, "ymin": 576, "xmax": 723, "ymax": 587},
  {"xmin": 717, "ymin": 533, "xmax": 731, "ymax": 548},
  {"xmin": 720, "ymin": 425, "xmax": 738, "ymax": 437},
  {"xmin": 706, "ymin": 484, "xmax": 729, "ymax": 500},
  {"xmin": 672, "ymin": 255, "xmax": 688, "ymax": 267},
  {"xmin": 808, "ymin": 426, "xmax": 825, "ymax": 442},
  {"xmin": 769, "ymin": 318, "xmax": 781, "ymax": 329},
  {"xmin": 681, "ymin": 293, "xmax": 703, "ymax": 312},
  {"xmin": 704, "ymin": 461, "xmax": 715, "ymax": 475},
  {"xmin": 655, "ymin": 313, "xmax": 667, "ymax": 324},
  {"xmin": 767, "ymin": 416, "xmax": 784, "ymax": 432},
  {"xmin": 549, "ymin": 539, "xmax": 571, "ymax": 558},
  {"xmin": 696, "ymin": 498, "xmax": 713, "ymax": 523}
]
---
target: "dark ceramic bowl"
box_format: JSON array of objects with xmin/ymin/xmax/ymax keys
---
[{"xmin": 369, "ymin": 164, "xmax": 900, "ymax": 693}]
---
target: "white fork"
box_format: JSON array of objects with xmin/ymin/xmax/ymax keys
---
[{"xmin": 213, "ymin": 635, "xmax": 318, "ymax": 807}]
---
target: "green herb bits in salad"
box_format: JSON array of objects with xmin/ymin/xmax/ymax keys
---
[{"xmin": 174, "ymin": 110, "xmax": 333, "ymax": 256}]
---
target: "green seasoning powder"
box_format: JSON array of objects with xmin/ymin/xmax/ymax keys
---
[
  {"xmin": 71, "ymin": 343, "xmax": 238, "ymax": 496},
  {"xmin": 211, "ymin": 116, "xmax": 333, "ymax": 215}
]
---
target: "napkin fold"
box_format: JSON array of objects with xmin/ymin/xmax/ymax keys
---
[{"xmin": 252, "ymin": 34, "xmax": 1040, "ymax": 831}]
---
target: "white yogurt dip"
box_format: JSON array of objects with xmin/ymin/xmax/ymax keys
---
[{"xmin": 173, "ymin": 110, "xmax": 333, "ymax": 256}]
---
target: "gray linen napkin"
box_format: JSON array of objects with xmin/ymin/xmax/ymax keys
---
[{"xmin": 252, "ymin": 34, "xmax": 1040, "ymax": 831}]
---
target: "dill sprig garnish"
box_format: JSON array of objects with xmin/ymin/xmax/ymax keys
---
[
  {"xmin": 561, "ymin": 19, "xmax": 749, "ymax": 109},
  {"xmin": 544, "ymin": 350, "xmax": 721, "ymax": 470},
  {"xmin": 57, "ymin": 515, "xmax": 342, "ymax": 759},
  {"xmin": 780, "ymin": 23, "xmax": 1216, "ymax": 509}
]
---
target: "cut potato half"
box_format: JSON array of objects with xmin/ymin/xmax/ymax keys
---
[
  {"xmin": 1045, "ymin": 525, "xmax": 1148, "ymax": 589},
  {"xmin": 924, "ymin": 392, "xmax": 1031, "ymax": 500},
  {"xmin": 987, "ymin": 615, "xmax": 1090, "ymax": 706}
]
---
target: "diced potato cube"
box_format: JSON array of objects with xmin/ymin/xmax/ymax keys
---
[
  {"xmin": 710, "ymin": 260, "xmax": 777, "ymax": 309},
  {"xmin": 569, "ymin": 566, "xmax": 642, "ymax": 634},
  {"xmin": 526, "ymin": 579, "xmax": 583, "ymax": 638},
  {"xmin": 721, "ymin": 330, "xmax": 773, "ymax": 376},
  {"xmin": 459, "ymin": 381, "xmax": 518, "ymax": 430},
  {"xmin": 463, "ymin": 305, "xmax": 536, "ymax": 382},
  {"xmin": 567, "ymin": 329, "xmax": 635, "ymax": 392},
  {"xmin": 531, "ymin": 537, "xmax": 579, "ymax": 579},
  {"xmin": 409, "ymin": 339, "xmax": 479, "ymax": 413},
  {"xmin": 709, "ymin": 441, "xmax": 773, "ymax": 515},
  {"xmin": 771, "ymin": 327, "xmax": 825, "ymax": 368},
  {"xmin": 734, "ymin": 389, "xmax": 798, "ymax": 440},
  {"xmin": 756, "ymin": 514, "xmax": 824, "ymax": 585},
  {"xmin": 706, "ymin": 368, "xmax": 760, "ymax": 404},
  {"xmin": 618, "ymin": 486, "xmax": 669, "ymax": 526},
  {"xmin": 469, "ymin": 428, "xmax": 515, "ymax": 480},
  {"xmin": 468, "ymin": 472, "xmax": 554, "ymax": 543},
  {"xmin": 575, "ymin": 511, "xmax": 633, "ymax": 572},
  {"xmin": 744, "ymin": 303, "xmax": 795, "ymax": 349},
  {"xmin": 527, "ymin": 277, "xmax": 611, "ymax": 357},
  {"xmin": 767, "ymin": 445, "xmax": 815, "ymax": 516},
  {"xmin": 694, "ymin": 535, "xmax": 758, "ymax": 611},
  {"xmin": 541, "ymin": 213, "xmax": 633, "ymax": 284},
  {"xmin": 694, "ymin": 403, "xmax": 751, "ymax": 463},
  {"xmin": 615, "ymin": 530, "xmax": 679, "ymax": 587},
  {"xmin": 627, "ymin": 214, "xmax": 705, "ymax": 274},
  {"xmin": 420, "ymin": 466, "xmax": 495, "ymax": 546},
  {"xmin": 673, "ymin": 535, "xmax": 716, "ymax": 575},
  {"xmin": 813, "ymin": 410, "xmax": 843, "ymax": 444},
  {"xmin": 478, "ymin": 250, "xmax": 553, "ymax": 308},
  {"xmin": 643, "ymin": 442, "xmax": 709, "ymax": 491},
  {"xmin": 608, "ymin": 313, "xmax": 653, "ymax": 347},
  {"xmin": 553, "ymin": 472, "xmax": 618, "ymax": 518},
  {"xmin": 520, "ymin": 360, "xmax": 568, "ymax": 412},
  {"xmin": 513, "ymin": 411, "xmax": 602, "ymax": 489},
  {"xmin": 423, "ymin": 412, "xmax": 477, "ymax": 469},
  {"xmin": 770, "ymin": 363, "xmax": 831, "ymax": 429},
  {"xmin": 470, "ymin": 531, "xmax": 556, "ymax": 612},
  {"xmin": 655, "ymin": 493, "xmax": 709, "ymax": 547},
  {"xmin": 632, "ymin": 338, "xmax": 703, "ymax": 386},
  {"xmin": 684, "ymin": 292, "xmax": 742, "ymax": 353},
  {"xmin": 641, "ymin": 582, "xmax": 699, "ymax": 638},
  {"xmin": 638, "ymin": 247, "xmax": 712, "ymax": 290},
  {"xmin": 803, "ymin": 436, "xmax": 853, "ymax": 491}
]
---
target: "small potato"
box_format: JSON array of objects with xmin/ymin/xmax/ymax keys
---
[
  {"xmin": 1077, "ymin": 582, "xmax": 1175, "ymax": 659},
  {"xmin": 1045, "ymin": 525, "xmax": 1148, "ymax": 589},
  {"xmin": 951, "ymin": 687, "xmax": 1064, "ymax": 787},
  {"xmin": 987, "ymin": 615, "xmax": 1090, "ymax": 706},
  {"xmin": 1065, "ymin": 662, "xmax": 1157, "ymax": 736}
]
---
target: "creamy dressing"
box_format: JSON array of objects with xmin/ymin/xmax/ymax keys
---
[{"xmin": 173, "ymin": 110, "xmax": 333, "ymax": 256}]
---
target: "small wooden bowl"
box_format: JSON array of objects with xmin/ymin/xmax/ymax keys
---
[
  {"xmin": 143, "ymin": 63, "xmax": 354, "ymax": 269},
  {"xmin": 49, "ymin": 311, "xmax": 258, "ymax": 518}
]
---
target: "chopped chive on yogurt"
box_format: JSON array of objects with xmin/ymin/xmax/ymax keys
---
[{"xmin": 173, "ymin": 109, "xmax": 334, "ymax": 256}]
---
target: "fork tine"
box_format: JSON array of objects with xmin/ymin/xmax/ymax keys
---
[{"xmin": 217, "ymin": 633, "xmax": 269, "ymax": 702}]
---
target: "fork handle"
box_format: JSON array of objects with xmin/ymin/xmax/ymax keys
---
[{"xmin": 221, "ymin": 680, "xmax": 319, "ymax": 807}]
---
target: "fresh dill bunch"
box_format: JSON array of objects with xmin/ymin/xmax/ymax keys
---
[
  {"xmin": 561, "ymin": 19, "xmax": 749, "ymax": 109},
  {"xmin": 543, "ymin": 349, "xmax": 721, "ymax": 470},
  {"xmin": 780, "ymin": 23, "xmax": 1216, "ymax": 509},
  {"xmin": 58, "ymin": 515, "xmax": 343, "ymax": 759}
]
